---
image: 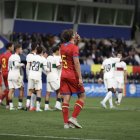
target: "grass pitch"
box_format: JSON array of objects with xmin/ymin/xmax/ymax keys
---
[{"xmin": 0, "ymin": 98, "xmax": 140, "ymax": 140}]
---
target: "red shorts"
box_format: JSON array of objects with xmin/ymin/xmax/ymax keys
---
[
  {"xmin": 60, "ymin": 77, "xmax": 85, "ymax": 95},
  {"xmin": 0, "ymin": 73, "xmax": 2, "ymax": 86},
  {"xmin": 2, "ymin": 72, "xmax": 8, "ymax": 88}
]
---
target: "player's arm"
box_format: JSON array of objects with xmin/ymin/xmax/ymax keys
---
[
  {"xmin": 26, "ymin": 62, "xmax": 31, "ymax": 77},
  {"xmin": 73, "ymin": 57, "xmax": 83, "ymax": 86},
  {"xmin": 14, "ymin": 61, "xmax": 24, "ymax": 68}
]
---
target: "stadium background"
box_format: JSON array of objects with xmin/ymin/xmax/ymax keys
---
[{"xmin": 0, "ymin": 0, "xmax": 140, "ymax": 97}]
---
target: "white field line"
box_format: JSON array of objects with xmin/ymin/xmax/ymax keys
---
[{"xmin": 0, "ymin": 133, "xmax": 104, "ymax": 140}]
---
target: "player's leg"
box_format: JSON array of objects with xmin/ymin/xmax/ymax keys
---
[
  {"xmin": 55, "ymin": 89, "xmax": 62, "ymax": 110},
  {"xmin": 18, "ymin": 86, "xmax": 24, "ymax": 110},
  {"xmin": 117, "ymin": 87, "xmax": 123, "ymax": 105},
  {"xmin": 35, "ymin": 80, "xmax": 42, "ymax": 112},
  {"xmin": 8, "ymin": 88, "xmax": 15, "ymax": 110},
  {"xmin": 26, "ymin": 79, "xmax": 34, "ymax": 110},
  {"xmin": 101, "ymin": 79, "xmax": 115, "ymax": 108},
  {"xmin": 30, "ymin": 89, "xmax": 36, "ymax": 110},
  {"xmin": 44, "ymin": 91, "xmax": 51, "ymax": 110},
  {"xmin": 44, "ymin": 82, "xmax": 53, "ymax": 110},
  {"xmin": 62, "ymin": 94, "xmax": 71, "ymax": 128}
]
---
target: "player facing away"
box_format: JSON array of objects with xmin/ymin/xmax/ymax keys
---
[
  {"xmin": 100, "ymin": 54, "xmax": 121, "ymax": 109},
  {"xmin": 26, "ymin": 46, "xmax": 49, "ymax": 112},
  {"xmin": 44, "ymin": 45, "xmax": 62, "ymax": 111},
  {"xmin": 114, "ymin": 53, "xmax": 127, "ymax": 105},
  {"xmin": 8, "ymin": 44, "xmax": 25, "ymax": 110},
  {"xmin": 26, "ymin": 43, "xmax": 37, "ymax": 111},
  {"xmin": 60, "ymin": 29, "xmax": 86, "ymax": 129},
  {"xmin": 0, "ymin": 43, "xmax": 14, "ymax": 108}
]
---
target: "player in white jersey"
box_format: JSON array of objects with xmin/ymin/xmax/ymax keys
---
[
  {"xmin": 26, "ymin": 43, "xmax": 37, "ymax": 111},
  {"xmin": 44, "ymin": 45, "xmax": 62, "ymax": 111},
  {"xmin": 26, "ymin": 46, "xmax": 49, "ymax": 112},
  {"xmin": 8, "ymin": 44, "xmax": 25, "ymax": 110},
  {"xmin": 114, "ymin": 53, "xmax": 127, "ymax": 105},
  {"xmin": 100, "ymin": 54, "xmax": 121, "ymax": 109}
]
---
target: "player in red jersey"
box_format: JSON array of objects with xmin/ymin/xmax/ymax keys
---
[
  {"xmin": 0, "ymin": 43, "xmax": 14, "ymax": 107},
  {"xmin": 60, "ymin": 29, "xmax": 86, "ymax": 129},
  {"xmin": 0, "ymin": 54, "xmax": 3, "ymax": 104}
]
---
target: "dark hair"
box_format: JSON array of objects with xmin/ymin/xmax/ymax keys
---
[
  {"xmin": 52, "ymin": 45, "xmax": 59, "ymax": 53},
  {"xmin": 36, "ymin": 46, "xmax": 43, "ymax": 54},
  {"xmin": 14, "ymin": 44, "xmax": 21, "ymax": 52},
  {"xmin": 117, "ymin": 50, "xmax": 123, "ymax": 55},
  {"xmin": 6, "ymin": 42, "xmax": 13, "ymax": 50},
  {"xmin": 61, "ymin": 29, "xmax": 74, "ymax": 43},
  {"xmin": 31, "ymin": 43, "xmax": 38, "ymax": 51}
]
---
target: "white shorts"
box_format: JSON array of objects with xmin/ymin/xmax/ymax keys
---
[
  {"xmin": 115, "ymin": 77, "xmax": 124, "ymax": 89},
  {"xmin": 47, "ymin": 80, "xmax": 60, "ymax": 92},
  {"xmin": 8, "ymin": 78, "xmax": 24, "ymax": 89},
  {"xmin": 104, "ymin": 78, "xmax": 116, "ymax": 89},
  {"xmin": 28, "ymin": 79, "xmax": 42, "ymax": 90}
]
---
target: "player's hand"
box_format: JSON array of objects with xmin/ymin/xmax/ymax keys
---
[{"xmin": 78, "ymin": 78, "xmax": 83, "ymax": 86}]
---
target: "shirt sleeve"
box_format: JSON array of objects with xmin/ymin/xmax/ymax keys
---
[
  {"xmin": 123, "ymin": 62, "xmax": 127, "ymax": 71},
  {"xmin": 72, "ymin": 45, "xmax": 79, "ymax": 57}
]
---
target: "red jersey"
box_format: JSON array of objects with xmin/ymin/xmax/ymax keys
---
[
  {"xmin": 60, "ymin": 42, "xmax": 79, "ymax": 79},
  {"xmin": 0, "ymin": 51, "xmax": 12, "ymax": 73}
]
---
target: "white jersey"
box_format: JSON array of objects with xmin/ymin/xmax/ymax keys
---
[
  {"xmin": 114, "ymin": 61, "xmax": 127, "ymax": 78},
  {"xmin": 29, "ymin": 54, "xmax": 48, "ymax": 81},
  {"xmin": 101, "ymin": 57, "xmax": 120, "ymax": 79},
  {"xmin": 46, "ymin": 55, "xmax": 61, "ymax": 82},
  {"xmin": 26, "ymin": 53, "xmax": 36, "ymax": 77},
  {"xmin": 8, "ymin": 53, "xmax": 22, "ymax": 80}
]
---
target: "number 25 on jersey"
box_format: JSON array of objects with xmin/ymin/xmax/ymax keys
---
[{"xmin": 62, "ymin": 55, "xmax": 68, "ymax": 69}]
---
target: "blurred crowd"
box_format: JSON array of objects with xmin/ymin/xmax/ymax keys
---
[
  {"xmin": 10, "ymin": 32, "xmax": 140, "ymax": 66},
  {"xmin": 9, "ymin": 32, "xmax": 140, "ymax": 84}
]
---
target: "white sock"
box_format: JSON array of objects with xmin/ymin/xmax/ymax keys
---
[
  {"xmin": 102, "ymin": 91, "xmax": 112, "ymax": 104},
  {"xmin": 9, "ymin": 102, "xmax": 14, "ymax": 108},
  {"xmin": 118, "ymin": 93, "xmax": 123, "ymax": 103},
  {"xmin": 45, "ymin": 104, "xmax": 49, "ymax": 109},
  {"xmin": 55, "ymin": 101, "xmax": 61, "ymax": 107},
  {"xmin": 36, "ymin": 101, "xmax": 40, "ymax": 110},
  {"xmin": 109, "ymin": 96, "xmax": 113, "ymax": 108},
  {"xmin": 115, "ymin": 91, "xmax": 119, "ymax": 99},
  {"xmin": 18, "ymin": 102, "xmax": 22, "ymax": 107},
  {"xmin": 26, "ymin": 99, "xmax": 31, "ymax": 108},
  {"xmin": 30, "ymin": 93, "xmax": 36, "ymax": 108}
]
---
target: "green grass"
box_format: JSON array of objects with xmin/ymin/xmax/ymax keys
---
[{"xmin": 0, "ymin": 98, "xmax": 140, "ymax": 140}]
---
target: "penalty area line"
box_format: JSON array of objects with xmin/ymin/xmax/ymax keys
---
[{"xmin": 0, "ymin": 133, "xmax": 104, "ymax": 140}]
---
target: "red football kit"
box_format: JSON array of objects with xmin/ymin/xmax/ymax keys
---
[
  {"xmin": 0, "ymin": 51, "xmax": 12, "ymax": 105},
  {"xmin": 0, "ymin": 54, "xmax": 2, "ymax": 86},
  {"xmin": 60, "ymin": 42, "xmax": 85, "ymax": 95},
  {"xmin": 1, "ymin": 51, "xmax": 12, "ymax": 87}
]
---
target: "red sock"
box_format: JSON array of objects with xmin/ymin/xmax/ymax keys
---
[
  {"xmin": 72, "ymin": 100, "xmax": 84, "ymax": 118},
  {"xmin": 62, "ymin": 103, "xmax": 69, "ymax": 124}
]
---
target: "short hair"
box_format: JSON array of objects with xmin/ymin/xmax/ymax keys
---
[
  {"xmin": 6, "ymin": 42, "xmax": 13, "ymax": 50},
  {"xmin": 31, "ymin": 43, "xmax": 38, "ymax": 51},
  {"xmin": 36, "ymin": 46, "xmax": 43, "ymax": 54},
  {"xmin": 14, "ymin": 44, "xmax": 21, "ymax": 52},
  {"xmin": 117, "ymin": 50, "xmax": 123, "ymax": 55},
  {"xmin": 52, "ymin": 44, "xmax": 60, "ymax": 53},
  {"xmin": 61, "ymin": 29, "xmax": 74, "ymax": 42}
]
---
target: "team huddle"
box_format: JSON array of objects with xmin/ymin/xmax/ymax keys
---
[{"xmin": 0, "ymin": 29, "xmax": 86, "ymax": 129}]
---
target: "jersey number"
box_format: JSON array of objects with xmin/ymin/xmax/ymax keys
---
[
  {"xmin": 62, "ymin": 55, "xmax": 68, "ymax": 69},
  {"xmin": 105, "ymin": 64, "xmax": 111, "ymax": 72},
  {"xmin": 31, "ymin": 61, "xmax": 40, "ymax": 71},
  {"xmin": 2, "ymin": 58, "xmax": 6, "ymax": 69}
]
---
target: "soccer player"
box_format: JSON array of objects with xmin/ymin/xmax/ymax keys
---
[
  {"xmin": 60, "ymin": 29, "xmax": 86, "ymax": 129},
  {"xmin": 26, "ymin": 46, "xmax": 49, "ymax": 112},
  {"xmin": 0, "ymin": 58, "xmax": 3, "ymax": 104},
  {"xmin": 26, "ymin": 43, "xmax": 37, "ymax": 111},
  {"xmin": 0, "ymin": 43, "xmax": 14, "ymax": 108},
  {"xmin": 44, "ymin": 45, "xmax": 62, "ymax": 111},
  {"xmin": 8, "ymin": 44, "xmax": 25, "ymax": 110},
  {"xmin": 114, "ymin": 52, "xmax": 127, "ymax": 105},
  {"xmin": 100, "ymin": 54, "xmax": 120, "ymax": 109}
]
